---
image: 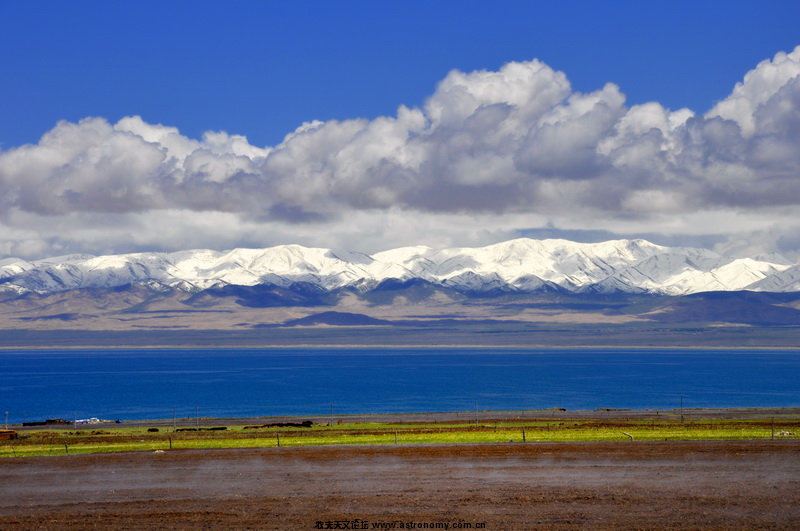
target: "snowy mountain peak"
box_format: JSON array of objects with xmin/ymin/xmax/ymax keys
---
[{"xmin": 0, "ymin": 238, "xmax": 796, "ymax": 296}]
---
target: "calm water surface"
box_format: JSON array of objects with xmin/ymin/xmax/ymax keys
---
[{"xmin": 1, "ymin": 348, "xmax": 798, "ymax": 422}]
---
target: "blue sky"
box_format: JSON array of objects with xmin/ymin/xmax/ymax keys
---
[
  {"xmin": 2, "ymin": 1, "xmax": 798, "ymax": 148},
  {"xmin": 0, "ymin": 1, "xmax": 799, "ymax": 259}
]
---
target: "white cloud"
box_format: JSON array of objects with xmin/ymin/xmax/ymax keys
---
[
  {"xmin": 1, "ymin": 47, "xmax": 800, "ymax": 259},
  {"xmin": 707, "ymin": 47, "xmax": 800, "ymax": 136}
]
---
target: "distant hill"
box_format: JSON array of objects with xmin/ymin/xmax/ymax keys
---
[
  {"xmin": 281, "ymin": 311, "xmax": 394, "ymax": 327},
  {"xmin": 1, "ymin": 238, "xmax": 799, "ymax": 339}
]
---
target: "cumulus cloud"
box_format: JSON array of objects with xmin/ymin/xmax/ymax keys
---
[{"xmin": 1, "ymin": 47, "xmax": 800, "ymax": 258}]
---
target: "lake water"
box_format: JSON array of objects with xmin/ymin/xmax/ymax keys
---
[{"xmin": 1, "ymin": 348, "xmax": 798, "ymax": 422}]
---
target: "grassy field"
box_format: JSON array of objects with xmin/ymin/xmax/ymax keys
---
[{"xmin": 3, "ymin": 416, "xmax": 798, "ymax": 458}]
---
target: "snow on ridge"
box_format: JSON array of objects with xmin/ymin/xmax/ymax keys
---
[{"xmin": 0, "ymin": 238, "xmax": 797, "ymax": 296}]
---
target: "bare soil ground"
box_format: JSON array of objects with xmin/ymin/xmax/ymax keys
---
[{"xmin": 1, "ymin": 440, "xmax": 799, "ymax": 530}]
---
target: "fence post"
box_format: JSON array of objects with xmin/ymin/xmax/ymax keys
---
[{"xmin": 522, "ymin": 427, "xmax": 526, "ymax": 442}]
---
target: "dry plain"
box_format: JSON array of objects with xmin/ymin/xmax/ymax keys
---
[{"xmin": 2, "ymin": 439, "xmax": 799, "ymax": 530}]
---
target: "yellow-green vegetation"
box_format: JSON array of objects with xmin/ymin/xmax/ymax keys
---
[{"xmin": 2, "ymin": 416, "xmax": 798, "ymax": 458}]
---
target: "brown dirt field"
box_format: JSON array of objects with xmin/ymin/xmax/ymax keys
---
[{"xmin": 1, "ymin": 441, "xmax": 799, "ymax": 530}]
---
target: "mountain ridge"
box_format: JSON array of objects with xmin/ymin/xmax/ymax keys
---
[{"xmin": 1, "ymin": 238, "xmax": 797, "ymax": 297}]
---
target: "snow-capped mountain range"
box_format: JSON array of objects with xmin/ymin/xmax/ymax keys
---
[{"xmin": 1, "ymin": 238, "xmax": 799, "ymax": 297}]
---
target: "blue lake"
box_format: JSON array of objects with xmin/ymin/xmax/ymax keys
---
[{"xmin": 1, "ymin": 348, "xmax": 798, "ymax": 422}]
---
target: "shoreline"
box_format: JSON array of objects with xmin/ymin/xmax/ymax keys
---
[
  {"xmin": 12, "ymin": 406, "xmax": 800, "ymax": 430},
  {"xmin": 2, "ymin": 343, "xmax": 800, "ymax": 350}
]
